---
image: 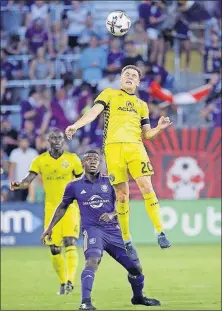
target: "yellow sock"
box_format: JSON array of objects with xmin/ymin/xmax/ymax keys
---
[
  {"xmin": 51, "ymin": 253, "xmax": 66, "ymax": 284},
  {"xmin": 65, "ymin": 245, "xmax": 78, "ymax": 285},
  {"xmin": 143, "ymin": 192, "xmax": 163, "ymax": 233},
  {"xmin": 116, "ymin": 201, "xmax": 131, "ymax": 241}
]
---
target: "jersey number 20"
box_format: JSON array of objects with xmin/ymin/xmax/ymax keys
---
[{"xmin": 141, "ymin": 161, "xmax": 153, "ymax": 174}]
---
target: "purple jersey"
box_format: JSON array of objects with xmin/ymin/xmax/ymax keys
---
[
  {"xmin": 25, "ymin": 26, "xmax": 48, "ymax": 54},
  {"xmin": 148, "ymin": 5, "xmax": 163, "ymax": 29},
  {"xmin": 212, "ymin": 98, "xmax": 222, "ymax": 127},
  {"xmin": 107, "ymin": 51, "xmax": 124, "ymax": 67},
  {"xmin": 138, "ymin": 76, "xmax": 153, "ymax": 103},
  {"xmin": 204, "ymin": 46, "xmax": 221, "ymax": 73},
  {"xmin": 175, "ymin": 20, "xmax": 190, "ymax": 39},
  {"xmin": 1, "ymin": 60, "xmax": 21, "ymax": 80},
  {"xmin": 62, "ymin": 174, "xmax": 119, "ymax": 232},
  {"xmin": 151, "ymin": 64, "xmax": 169, "ymax": 85},
  {"xmin": 21, "ymin": 99, "xmax": 46, "ymax": 130},
  {"xmin": 138, "ymin": 2, "xmax": 151, "ymax": 29},
  {"xmin": 206, "ymin": 78, "xmax": 222, "ymax": 127}
]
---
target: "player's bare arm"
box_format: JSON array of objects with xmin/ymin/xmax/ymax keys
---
[
  {"xmin": 10, "ymin": 171, "xmax": 37, "ymax": 191},
  {"xmin": 65, "ymin": 104, "xmax": 104, "ymax": 140},
  {"xmin": 41, "ymin": 201, "xmax": 69, "ymax": 244},
  {"xmin": 142, "ymin": 116, "xmax": 173, "ymax": 140}
]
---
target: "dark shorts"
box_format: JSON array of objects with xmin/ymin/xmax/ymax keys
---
[{"xmin": 82, "ymin": 226, "xmax": 126, "ymax": 260}]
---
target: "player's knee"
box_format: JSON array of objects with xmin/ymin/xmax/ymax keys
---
[
  {"xmin": 114, "ymin": 184, "xmax": 129, "ymax": 203},
  {"xmin": 127, "ymin": 261, "xmax": 143, "ymax": 276},
  {"xmin": 63, "ymin": 237, "xmax": 77, "ymax": 247},
  {"xmin": 86, "ymin": 257, "xmax": 100, "ymax": 271},
  {"xmin": 128, "ymin": 264, "xmax": 143, "ymax": 276},
  {"xmin": 137, "ymin": 176, "xmax": 153, "ymax": 194},
  {"xmin": 116, "ymin": 191, "xmax": 129, "ymax": 203},
  {"xmin": 50, "ymin": 245, "xmax": 62, "ymax": 255},
  {"xmin": 136, "ymin": 262, "xmax": 143, "ymax": 274}
]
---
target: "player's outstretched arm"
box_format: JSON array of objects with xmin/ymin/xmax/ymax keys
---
[
  {"xmin": 65, "ymin": 103, "xmax": 104, "ymax": 140},
  {"xmin": 142, "ymin": 116, "xmax": 173, "ymax": 140},
  {"xmin": 41, "ymin": 202, "xmax": 69, "ymax": 244},
  {"xmin": 10, "ymin": 171, "xmax": 37, "ymax": 191}
]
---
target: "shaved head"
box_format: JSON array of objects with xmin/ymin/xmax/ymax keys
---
[{"xmin": 48, "ymin": 128, "xmax": 64, "ymax": 152}]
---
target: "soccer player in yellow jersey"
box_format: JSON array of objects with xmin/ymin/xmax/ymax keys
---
[
  {"xmin": 65, "ymin": 65, "xmax": 172, "ymax": 260},
  {"xmin": 10, "ymin": 128, "xmax": 83, "ymax": 295}
]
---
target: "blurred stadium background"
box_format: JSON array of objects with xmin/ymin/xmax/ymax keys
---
[{"xmin": 1, "ymin": 0, "xmax": 221, "ymax": 310}]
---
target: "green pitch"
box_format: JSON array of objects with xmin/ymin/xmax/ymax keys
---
[{"xmin": 1, "ymin": 245, "xmax": 221, "ymax": 310}]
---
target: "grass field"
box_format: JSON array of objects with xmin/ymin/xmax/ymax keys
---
[{"xmin": 1, "ymin": 245, "xmax": 221, "ymax": 310}]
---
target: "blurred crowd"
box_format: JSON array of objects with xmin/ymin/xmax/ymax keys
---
[{"xmin": 0, "ymin": 0, "xmax": 222, "ymax": 202}]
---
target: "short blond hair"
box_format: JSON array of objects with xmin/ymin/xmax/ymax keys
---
[{"xmin": 121, "ymin": 65, "xmax": 142, "ymax": 79}]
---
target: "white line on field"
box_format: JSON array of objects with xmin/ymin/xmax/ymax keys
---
[{"xmin": 1, "ymin": 299, "xmax": 220, "ymax": 308}]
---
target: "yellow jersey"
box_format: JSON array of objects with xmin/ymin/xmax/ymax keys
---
[
  {"xmin": 94, "ymin": 88, "xmax": 149, "ymax": 145},
  {"xmin": 29, "ymin": 151, "xmax": 83, "ymax": 208}
]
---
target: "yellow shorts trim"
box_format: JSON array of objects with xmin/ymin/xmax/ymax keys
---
[
  {"xmin": 104, "ymin": 143, "xmax": 154, "ymax": 185},
  {"xmin": 44, "ymin": 202, "xmax": 80, "ymax": 246}
]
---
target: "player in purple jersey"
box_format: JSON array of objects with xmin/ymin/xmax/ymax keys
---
[{"xmin": 41, "ymin": 150, "xmax": 161, "ymax": 310}]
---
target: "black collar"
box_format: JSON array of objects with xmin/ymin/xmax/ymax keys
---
[{"xmin": 120, "ymin": 89, "xmax": 135, "ymax": 96}]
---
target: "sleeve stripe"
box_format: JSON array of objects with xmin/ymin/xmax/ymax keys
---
[
  {"xmin": 141, "ymin": 118, "xmax": 150, "ymax": 126},
  {"xmin": 94, "ymin": 100, "xmax": 106, "ymax": 107},
  {"xmin": 29, "ymin": 170, "xmax": 38, "ymax": 175}
]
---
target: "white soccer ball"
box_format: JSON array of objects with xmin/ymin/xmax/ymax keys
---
[{"xmin": 106, "ymin": 11, "xmax": 131, "ymax": 37}]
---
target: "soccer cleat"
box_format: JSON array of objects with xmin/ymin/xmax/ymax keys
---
[
  {"xmin": 79, "ymin": 299, "xmax": 96, "ymax": 310},
  {"xmin": 157, "ymin": 232, "xmax": 171, "ymax": 249},
  {"xmin": 57, "ymin": 283, "xmax": 66, "ymax": 295},
  {"xmin": 131, "ymin": 296, "xmax": 161, "ymax": 306},
  {"xmin": 65, "ymin": 280, "xmax": 73, "ymax": 294},
  {"xmin": 125, "ymin": 242, "xmax": 139, "ymax": 262}
]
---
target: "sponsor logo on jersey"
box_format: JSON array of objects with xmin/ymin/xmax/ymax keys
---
[
  {"xmin": 46, "ymin": 176, "xmax": 65, "ymax": 180},
  {"xmin": 117, "ymin": 101, "xmax": 137, "ymax": 113},
  {"xmin": 101, "ymin": 184, "xmax": 108, "ymax": 192},
  {"xmin": 83, "ymin": 195, "xmax": 109, "ymax": 209}
]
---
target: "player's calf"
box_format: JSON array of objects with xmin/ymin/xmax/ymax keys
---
[
  {"xmin": 128, "ymin": 273, "xmax": 161, "ymax": 306},
  {"xmin": 80, "ymin": 256, "xmax": 100, "ymax": 308},
  {"xmin": 50, "ymin": 245, "xmax": 67, "ymax": 295},
  {"xmin": 63, "ymin": 237, "xmax": 78, "ymax": 293}
]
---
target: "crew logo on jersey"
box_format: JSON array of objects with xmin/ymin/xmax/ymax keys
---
[
  {"xmin": 61, "ymin": 160, "xmax": 70, "ymax": 169},
  {"xmin": 101, "ymin": 184, "xmax": 108, "ymax": 192},
  {"xmin": 117, "ymin": 101, "xmax": 137, "ymax": 113},
  {"xmin": 109, "ymin": 174, "xmax": 115, "ymax": 182}
]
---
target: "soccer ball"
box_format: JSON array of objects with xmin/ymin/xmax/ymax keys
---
[{"xmin": 106, "ymin": 11, "xmax": 131, "ymax": 37}]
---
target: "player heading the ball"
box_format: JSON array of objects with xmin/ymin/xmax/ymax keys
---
[{"xmin": 65, "ymin": 65, "xmax": 172, "ymax": 261}]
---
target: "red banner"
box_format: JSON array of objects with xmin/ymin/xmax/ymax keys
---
[{"xmin": 130, "ymin": 128, "xmax": 222, "ymax": 200}]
